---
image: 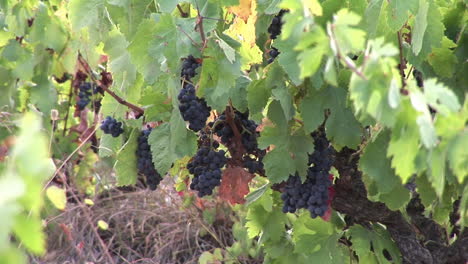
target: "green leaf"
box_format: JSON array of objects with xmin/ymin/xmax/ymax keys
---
[
  {"xmin": 128, "ymin": 19, "xmax": 160, "ymax": 84},
  {"xmin": 45, "ymin": 186, "xmax": 67, "ymax": 210},
  {"xmin": 149, "ymin": 110, "xmax": 197, "ymax": 175},
  {"xmin": 412, "ymin": 0, "xmax": 428, "ymax": 55},
  {"xmin": 115, "ymin": 129, "xmax": 139, "ymax": 186},
  {"xmin": 427, "ymin": 38, "xmax": 458, "ymax": 78},
  {"xmin": 98, "ymin": 134, "xmax": 123, "ymax": 158},
  {"xmin": 407, "ymin": 1, "xmax": 445, "ymax": 64},
  {"xmin": 245, "ymin": 183, "xmax": 270, "ymax": 206},
  {"xmin": 68, "ymin": 0, "xmax": 104, "ymax": 31},
  {"xmin": 12, "ymin": 214, "xmax": 45, "ymax": 255},
  {"xmin": 386, "ymin": 0, "xmax": 418, "ymax": 32},
  {"xmin": 379, "ymin": 183, "xmax": 410, "ymax": 210},
  {"xmin": 447, "ymin": 131, "xmax": 468, "ymax": 183},
  {"xmin": 300, "ymin": 86, "xmax": 361, "ymax": 148},
  {"xmin": 427, "ymin": 146, "xmax": 446, "ymax": 197},
  {"xmin": 246, "ymin": 194, "xmax": 287, "ymax": 242},
  {"xmin": 348, "ymin": 224, "xmax": 401, "ymax": 264},
  {"xmin": 423, "ymin": 78, "xmax": 461, "ymax": 115},
  {"xmin": 247, "ymin": 79, "xmax": 271, "ymax": 116},
  {"xmin": 199, "ymin": 39, "xmax": 242, "ymax": 111},
  {"xmin": 415, "ymin": 173, "xmax": 437, "ymax": 208},
  {"xmin": 360, "ymin": 130, "xmax": 399, "ymax": 194},
  {"xmin": 387, "ymin": 103, "xmax": 420, "ymax": 184},
  {"xmin": 0, "ymin": 246, "xmax": 26, "ymax": 264},
  {"xmin": 262, "ymin": 148, "xmax": 295, "ymax": 183},
  {"xmin": 364, "ymin": 0, "xmax": 385, "ymax": 38},
  {"xmin": 104, "ymin": 27, "xmax": 137, "ymax": 94}
]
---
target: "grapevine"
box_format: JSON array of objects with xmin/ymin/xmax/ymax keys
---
[{"xmin": 0, "ymin": 1, "xmax": 466, "ymax": 264}]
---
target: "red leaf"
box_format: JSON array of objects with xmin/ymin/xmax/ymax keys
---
[
  {"xmin": 219, "ymin": 167, "xmax": 254, "ymax": 205},
  {"xmin": 321, "ymin": 174, "xmax": 335, "ymax": 221}
]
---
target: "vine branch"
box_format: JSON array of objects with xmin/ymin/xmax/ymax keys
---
[
  {"xmin": 176, "ymin": 4, "xmax": 188, "ymax": 18},
  {"xmin": 77, "ymin": 54, "xmax": 145, "ymax": 115},
  {"xmin": 332, "ymin": 148, "xmax": 468, "ymax": 264}
]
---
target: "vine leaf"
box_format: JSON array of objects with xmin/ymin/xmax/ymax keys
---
[
  {"xmin": 386, "ymin": 0, "xmax": 417, "ymax": 32},
  {"xmin": 228, "ymin": 0, "xmax": 253, "ymax": 23},
  {"xmin": 148, "ymin": 110, "xmax": 197, "ymax": 176},
  {"xmin": 115, "ymin": 129, "xmax": 138, "ymax": 186},
  {"xmin": 219, "ymin": 166, "xmax": 254, "ymax": 205},
  {"xmin": 347, "ymin": 224, "xmax": 401, "ymax": 264},
  {"xmin": 360, "ymin": 130, "xmax": 399, "ymax": 194}
]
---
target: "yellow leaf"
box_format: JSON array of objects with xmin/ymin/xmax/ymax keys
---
[
  {"xmin": 97, "ymin": 220, "xmax": 109, "ymax": 230},
  {"xmin": 46, "ymin": 186, "xmax": 67, "ymax": 210},
  {"xmin": 84, "ymin": 198, "xmax": 94, "ymax": 206},
  {"xmin": 229, "ymin": 0, "xmax": 253, "ymax": 23},
  {"xmin": 304, "ymin": 0, "xmax": 322, "ymax": 16}
]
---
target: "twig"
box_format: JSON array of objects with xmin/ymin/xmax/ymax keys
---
[
  {"xmin": 397, "ymin": 30, "xmax": 407, "ymax": 91},
  {"xmin": 77, "ymin": 54, "xmax": 145, "ymax": 115},
  {"xmin": 194, "ymin": 0, "xmax": 207, "ymax": 46},
  {"xmin": 176, "ymin": 4, "xmax": 189, "ymax": 18},
  {"xmin": 327, "ymin": 24, "xmax": 367, "ymax": 80},
  {"xmin": 54, "ymin": 167, "xmax": 117, "ymax": 264}
]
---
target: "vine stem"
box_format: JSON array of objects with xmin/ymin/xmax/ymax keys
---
[
  {"xmin": 176, "ymin": 4, "xmax": 188, "ymax": 17},
  {"xmin": 77, "ymin": 54, "xmax": 145, "ymax": 115},
  {"xmin": 397, "ymin": 30, "xmax": 407, "ymax": 92},
  {"xmin": 62, "ymin": 76, "xmax": 75, "ymax": 136},
  {"xmin": 327, "ymin": 24, "xmax": 367, "ymax": 80}
]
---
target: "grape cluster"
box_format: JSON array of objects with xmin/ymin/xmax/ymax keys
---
[
  {"xmin": 267, "ymin": 47, "xmax": 280, "ymax": 64},
  {"xmin": 178, "ymin": 56, "xmax": 211, "ymax": 132},
  {"xmin": 188, "ymin": 145, "xmax": 227, "ymax": 197},
  {"xmin": 136, "ymin": 128, "xmax": 162, "ymax": 190},
  {"xmin": 281, "ymin": 132, "xmax": 334, "ymax": 218},
  {"xmin": 77, "ymin": 82, "xmax": 92, "ymax": 110},
  {"xmin": 413, "ymin": 69, "xmax": 424, "ymax": 88},
  {"xmin": 181, "ymin": 55, "xmax": 201, "ymax": 80},
  {"xmin": 267, "ymin": 10, "xmax": 287, "ymax": 39},
  {"xmin": 178, "ymin": 83, "xmax": 211, "ymax": 131},
  {"xmin": 243, "ymin": 155, "xmax": 264, "ymax": 174},
  {"xmin": 100, "ymin": 116, "xmax": 124, "ymax": 137},
  {"xmin": 210, "ymin": 111, "xmax": 259, "ymax": 153},
  {"xmin": 267, "ymin": 10, "xmax": 287, "ymax": 64}
]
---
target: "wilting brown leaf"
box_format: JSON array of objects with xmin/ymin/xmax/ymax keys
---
[{"xmin": 219, "ymin": 166, "xmax": 254, "ymax": 205}]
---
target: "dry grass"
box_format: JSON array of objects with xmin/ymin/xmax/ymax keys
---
[{"xmin": 31, "ymin": 179, "xmax": 236, "ymax": 264}]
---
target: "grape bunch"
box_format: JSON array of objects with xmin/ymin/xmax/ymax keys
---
[
  {"xmin": 243, "ymin": 155, "xmax": 264, "ymax": 174},
  {"xmin": 266, "ymin": 10, "xmax": 287, "ymax": 64},
  {"xmin": 413, "ymin": 69, "xmax": 424, "ymax": 88},
  {"xmin": 136, "ymin": 128, "xmax": 162, "ymax": 190},
  {"xmin": 100, "ymin": 116, "xmax": 124, "ymax": 137},
  {"xmin": 77, "ymin": 82, "xmax": 92, "ymax": 110},
  {"xmin": 281, "ymin": 132, "xmax": 334, "ymax": 218},
  {"xmin": 181, "ymin": 55, "xmax": 201, "ymax": 80},
  {"xmin": 267, "ymin": 47, "xmax": 280, "ymax": 64},
  {"xmin": 209, "ymin": 111, "xmax": 259, "ymax": 153},
  {"xmin": 178, "ymin": 83, "xmax": 212, "ymax": 131},
  {"xmin": 267, "ymin": 10, "xmax": 287, "ymax": 39},
  {"xmin": 188, "ymin": 145, "xmax": 227, "ymax": 197},
  {"xmin": 178, "ymin": 56, "xmax": 211, "ymax": 132}
]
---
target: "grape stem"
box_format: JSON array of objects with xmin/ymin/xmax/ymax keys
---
[
  {"xmin": 397, "ymin": 30, "xmax": 408, "ymax": 93},
  {"xmin": 176, "ymin": 4, "xmax": 189, "ymax": 18},
  {"xmin": 77, "ymin": 54, "xmax": 145, "ymax": 115}
]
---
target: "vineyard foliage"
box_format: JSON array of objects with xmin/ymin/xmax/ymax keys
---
[{"xmin": 0, "ymin": 0, "xmax": 467, "ymax": 263}]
